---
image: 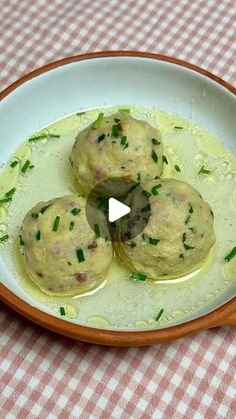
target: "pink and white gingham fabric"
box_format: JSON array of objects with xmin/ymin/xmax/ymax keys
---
[{"xmin": 0, "ymin": 1, "xmax": 235, "ymax": 418}]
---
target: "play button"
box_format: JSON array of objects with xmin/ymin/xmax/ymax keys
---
[
  {"xmin": 108, "ymin": 198, "xmax": 130, "ymax": 222},
  {"xmin": 85, "ymin": 177, "xmax": 151, "ymax": 242}
]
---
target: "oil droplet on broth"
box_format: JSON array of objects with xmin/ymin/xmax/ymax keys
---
[{"xmin": 1, "ymin": 106, "xmax": 236, "ymax": 328}]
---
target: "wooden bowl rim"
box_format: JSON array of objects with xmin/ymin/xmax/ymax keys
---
[{"xmin": 0, "ymin": 51, "xmax": 235, "ymax": 346}]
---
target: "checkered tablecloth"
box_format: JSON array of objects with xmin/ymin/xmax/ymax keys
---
[{"xmin": 0, "ymin": 1, "xmax": 235, "ymax": 418}]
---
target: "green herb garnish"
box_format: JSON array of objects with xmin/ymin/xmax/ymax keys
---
[
  {"xmin": 76, "ymin": 111, "xmax": 86, "ymax": 116},
  {"xmin": 53, "ymin": 216, "xmax": 60, "ymax": 232},
  {"xmin": 155, "ymin": 308, "xmax": 164, "ymax": 322},
  {"xmin": 188, "ymin": 203, "xmax": 193, "ymax": 214},
  {"xmin": 184, "ymin": 243, "xmax": 195, "ymax": 250},
  {"xmin": 94, "ymin": 223, "xmax": 100, "ymax": 238},
  {"xmin": 48, "ymin": 134, "xmax": 60, "ymax": 138},
  {"xmin": 59, "ymin": 306, "xmax": 65, "ymax": 316},
  {"xmin": 0, "ymin": 235, "xmax": 9, "ymax": 242},
  {"xmin": 67, "ymin": 261, "xmax": 72, "ymax": 266},
  {"xmin": 198, "ymin": 165, "xmax": 211, "ymax": 174},
  {"xmin": 142, "ymin": 189, "xmax": 152, "ymax": 198},
  {"xmin": 141, "ymin": 204, "xmax": 151, "ymax": 212},
  {"xmin": 210, "ymin": 209, "xmax": 214, "ymax": 218},
  {"xmin": 129, "ymin": 241, "xmax": 136, "ymax": 248},
  {"xmin": 21, "ymin": 160, "xmax": 32, "ymax": 174},
  {"xmin": 129, "ymin": 182, "xmax": 139, "ymax": 192},
  {"xmin": 112, "ymin": 125, "xmax": 120, "ymax": 138},
  {"xmin": 71, "ymin": 208, "xmax": 81, "ymax": 216},
  {"xmin": 76, "ymin": 248, "xmax": 85, "ymax": 263},
  {"xmin": 10, "ymin": 160, "xmax": 19, "ymax": 168},
  {"xmin": 118, "ymin": 108, "xmax": 130, "ymax": 113},
  {"xmin": 0, "ymin": 197, "xmax": 12, "ymax": 205},
  {"xmin": 120, "ymin": 136, "xmax": 127, "ymax": 146},
  {"xmin": 162, "ymin": 155, "xmax": 168, "ymax": 165},
  {"xmin": 224, "ymin": 246, "xmax": 236, "ymax": 263},
  {"xmin": 98, "ymin": 134, "xmax": 105, "ymax": 142},
  {"xmin": 151, "ymin": 184, "xmax": 161, "ymax": 195},
  {"xmin": 124, "ymin": 143, "xmax": 129, "ymax": 149},
  {"xmin": 32, "ymin": 213, "xmax": 38, "ymax": 219},
  {"xmin": 40, "ymin": 205, "xmax": 51, "ymax": 214},
  {"xmin": 152, "ymin": 138, "xmax": 161, "ymax": 145},
  {"xmin": 93, "ymin": 112, "xmax": 104, "ymax": 129},
  {"xmin": 114, "ymin": 118, "xmax": 120, "ymax": 123},
  {"xmin": 130, "ymin": 272, "xmax": 147, "ymax": 281},
  {"xmin": 179, "ymin": 253, "xmax": 184, "ymax": 259},
  {"xmin": 69, "ymin": 221, "xmax": 75, "ymax": 231},
  {"xmin": 137, "ymin": 173, "xmax": 141, "ymax": 181},
  {"xmin": 35, "ymin": 231, "xmax": 41, "ymax": 241},
  {"xmin": 19, "ymin": 235, "xmax": 25, "ymax": 246},
  {"xmin": 174, "ymin": 126, "xmax": 183, "ymax": 129},
  {"xmin": 151, "ymin": 150, "xmax": 158, "ymax": 163},
  {"xmin": 28, "ymin": 134, "xmax": 47, "ymax": 142},
  {"xmin": 174, "ymin": 165, "xmax": 181, "ymax": 172},
  {"xmin": 185, "ymin": 214, "xmax": 191, "ymax": 225},
  {"xmin": 5, "ymin": 188, "xmax": 16, "ymax": 198},
  {"xmin": 149, "ymin": 238, "xmax": 160, "ymax": 245}
]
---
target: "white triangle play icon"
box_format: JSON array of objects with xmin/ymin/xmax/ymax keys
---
[{"xmin": 108, "ymin": 197, "xmax": 131, "ymax": 222}]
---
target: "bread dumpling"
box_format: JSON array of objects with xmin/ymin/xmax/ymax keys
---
[
  {"xmin": 19, "ymin": 195, "xmax": 113, "ymax": 296},
  {"xmin": 71, "ymin": 113, "xmax": 163, "ymax": 194}
]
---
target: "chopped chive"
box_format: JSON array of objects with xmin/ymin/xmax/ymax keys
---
[
  {"xmin": 130, "ymin": 272, "xmax": 147, "ymax": 281},
  {"xmin": 48, "ymin": 134, "xmax": 60, "ymax": 138},
  {"xmin": 155, "ymin": 308, "xmax": 164, "ymax": 322},
  {"xmin": 92, "ymin": 112, "xmax": 104, "ymax": 129},
  {"xmin": 69, "ymin": 221, "xmax": 75, "ymax": 231},
  {"xmin": 121, "ymin": 166, "xmax": 125, "ymax": 169},
  {"xmin": 154, "ymin": 175, "xmax": 160, "ymax": 179},
  {"xmin": 129, "ymin": 182, "xmax": 139, "ymax": 192},
  {"xmin": 32, "ymin": 213, "xmax": 38, "ymax": 219},
  {"xmin": 112, "ymin": 125, "xmax": 119, "ymax": 138},
  {"xmin": 10, "ymin": 160, "xmax": 19, "ymax": 168},
  {"xmin": 149, "ymin": 237, "xmax": 160, "ymax": 245},
  {"xmin": 141, "ymin": 204, "xmax": 151, "ymax": 212},
  {"xmin": 112, "ymin": 140, "xmax": 117, "ymax": 144},
  {"xmin": 53, "ymin": 216, "xmax": 60, "ymax": 232},
  {"xmin": 19, "ymin": 235, "xmax": 25, "ymax": 245},
  {"xmin": 76, "ymin": 111, "xmax": 86, "ymax": 116},
  {"xmin": 40, "ymin": 204, "xmax": 51, "ymax": 214},
  {"xmin": 35, "ymin": 231, "xmax": 41, "ymax": 241},
  {"xmin": 210, "ymin": 209, "xmax": 214, "ymax": 218},
  {"xmin": 152, "ymin": 138, "xmax": 161, "ymax": 145},
  {"xmin": 0, "ymin": 197, "xmax": 12, "ymax": 205},
  {"xmin": 142, "ymin": 189, "xmax": 152, "ymax": 198},
  {"xmin": 71, "ymin": 208, "xmax": 81, "ymax": 216},
  {"xmin": 151, "ymin": 184, "xmax": 161, "ymax": 195},
  {"xmin": 94, "ymin": 223, "xmax": 100, "ymax": 238},
  {"xmin": 188, "ymin": 203, "xmax": 194, "ymax": 214},
  {"xmin": 183, "ymin": 233, "xmax": 186, "ymax": 242},
  {"xmin": 29, "ymin": 164, "xmax": 34, "ymax": 169},
  {"xmin": 198, "ymin": 165, "xmax": 211, "ymax": 174},
  {"xmin": 184, "ymin": 243, "xmax": 195, "ymax": 250},
  {"xmin": 28, "ymin": 134, "xmax": 47, "ymax": 142},
  {"xmin": 162, "ymin": 155, "xmax": 168, "ymax": 165},
  {"xmin": 59, "ymin": 306, "xmax": 65, "ymax": 316},
  {"xmin": 5, "ymin": 188, "xmax": 16, "ymax": 198},
  {"xmin": 174, "ymin": 126, "xmax": 183, "ymax": 129},
  {"xmin": 174, "ymin": 165, "xmax": 181, "ymax": 173},
  {"xmin": 224, "ymin": 246, "xmax": 236, "ymax": 263},
  {"xmin": 67, "ymin": 261, "xmax": 72, "ymax": 266},
  {"xmin": 179, "ymin": 253, "xmax": 184, "ymax": 259},
  {"xmin": 124, "ymin": 143, "xmax": 129, "ymax": 149},
  {"xmin": 120, "ymin": 136, "xmax": 127, "ymax": 146},
  {"xmin": 0, "ymin": 235, "xmax": 9, "ymax": 242},
  {"xmin": 98, "ymin": 133, "xmax": 105, "ymax": 142},
  {"xmin": 21, "ymin": 160, "xmax": 31, "ymax": 174},
  {"xmin": 137, "ymin": 173, "xmax": 141, "ymax": 181},
  {"xmin": 185, "ymin": 214, "xmax": 191, "ymax": 225},
  {"xmin": 151, "ymin": 150, "xmax": 158, "ymax": 163},
  {"xmin": 129, "ymin": 241, "xmax": 136, "ymax": 248},
  {"xmin": 114, "ymin": 118, "xmax": 120, "ymax": 123},
  {"xmin": 118, "ymin": 108, "xmax": 130, "ymax": 113},
  {"xmin": 76, "ymin": 248, "xmax": 85, "ymax": 263}
]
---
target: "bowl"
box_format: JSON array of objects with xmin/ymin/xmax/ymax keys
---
[{"xmin": 0, "ymin": 51, "xmax": 235, "ymax": 346}]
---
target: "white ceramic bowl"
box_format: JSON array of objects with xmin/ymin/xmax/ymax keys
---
[{"xmin": 0, "ymin": 52, "xmax": 235, "ymax": 346}]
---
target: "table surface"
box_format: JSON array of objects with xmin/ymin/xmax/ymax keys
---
[{"xmin": 0, "ymin": 1, "xmax": 235, "ymax": 418}]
